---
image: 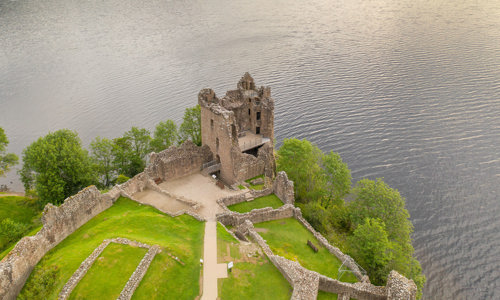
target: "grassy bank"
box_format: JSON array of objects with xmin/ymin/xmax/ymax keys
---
[
  {"xmin": 19, "ymin": 197, "xmax": 204, "ymax": 300},
  {"xmin": 254, "ymin": 218, "xmax": 357, "ymax": 283},
  {"xmin": 0, "ymin": 195, "xmax": 42, "ymax": 256},
  {"xmin": 217, "ymin": 223, "xmax": 291, "ymax": 299}
]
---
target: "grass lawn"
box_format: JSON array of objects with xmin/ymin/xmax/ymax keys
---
[
  {"xmin": 227, "ymin": 194, "xmax": 283, "ymax": 213},
  {"xmin": 0, "ymin": 195, "xmax": 42, "ymax": 255},
  {"xmin": 217, "ymin": 223, "xmax": 292, "ymax": 299},
  {"xmin": 19, "ymin": 197, "xmax": 205, "ymax": 300},
  {"xmin": 254, "ymin": 218, "xmax": 357, "ymax": 283},
  {"xmin": 245, "ymin": 175, "xmax": 265, "ymax": 190},
  {"xmin": 70, "ymin": 243, "xmax": 148, "ymax": 299},
  {"xmin": 317, "ymin": 291, "xmax": 338, "ymax": 299}
]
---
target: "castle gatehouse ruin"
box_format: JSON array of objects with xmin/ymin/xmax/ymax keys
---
[{"xmin": 198, "ymin": 72, "xmax": 276, "ymax": 185}]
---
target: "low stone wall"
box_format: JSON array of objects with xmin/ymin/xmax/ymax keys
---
[
  {"xmin": 0, "ymin": 186, "xmax": 117, "ymax": 300},
  {"xmin": 146, "ymin": 141, "xmax": 213, "ymax": 182},
  {"xmin": 273, "ymin": 171, "xmax": 295, "ymax": 205},
  {"xmin": 217, "ymin": 204, "xmax": 295, "ymax": 227},
  {"xmin": 58, "ymin": 238, "xmax": 159, "ymax": 300},
  {"xmin": 318, "ymin": 275, "xmax": 386, "ymax": 300}
]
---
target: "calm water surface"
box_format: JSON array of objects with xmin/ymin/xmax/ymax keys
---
[{"xmin": 1, "ymin": 0, "xmax": 499, "ymax": 298}]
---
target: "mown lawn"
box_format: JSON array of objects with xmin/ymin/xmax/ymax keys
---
[
  {"xmin": 227, "ymin": 194, "xmax": 283, "ymax": 213},
  {"xmin": 245, "ymin": 175, "xmax": 265, "ymax": 190},
  {"xmin": 19, "ymin": 197, "xmax": 205, "ymax": 300},
  {"xmin": 0, "ymin": 195, "xmax": 42, "ymax": 256},
  {"xmin": 70, "ymin": 243, "xmax": 147, "ymax": 299},
  {"xmin": 217, "ymin": 223, "xmax": 291, "ymax": 299},
  {"xmin": 254, "ymin": 218, "xmax": 357, "ymax": 283}
]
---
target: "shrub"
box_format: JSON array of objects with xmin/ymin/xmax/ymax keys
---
[
  {"xmin": 116, "ymin": 174, "xmax": 130, "ymax": 184},
  {"xmin": 18, "ymin": 265, "xmax": 59, "ymax": 300},
  {"xmin": 0, "ymin": 218, "xmax": 27, "ymax": 244}
]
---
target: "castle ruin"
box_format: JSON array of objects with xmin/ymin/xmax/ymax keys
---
[{"xmin": 198, "ymin": 73, "xmax": 275, "ymax": 185}]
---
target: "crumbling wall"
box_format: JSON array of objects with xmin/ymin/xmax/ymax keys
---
[
  {"xmin": 0, "ymin": 186, "xmax": 117, "ymax": 300},
  {"xmin": 146, "ymin": 140, "xmax": 213, "ymax": 182},
  {"xmin": 273, "ymin": 171, "xmax": 295, "ymax": 205},
  {"xmin": 217, "ymin": 204, "xmax": 295, "ymax": 227},
  {"xmin": 318, "ymin": 276, "xmax": 386, "ymax": 300},
  {"xmin": 233, "ymin": 142, "xmax": 275, "ymax": 182},
  {"xmin": 386, "ymin": 270, "xmax": 417, "ymax": 300}
]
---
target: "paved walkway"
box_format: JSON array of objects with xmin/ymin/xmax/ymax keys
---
[
  {"xmin": 131, "ymin": 173, "xmax": 244, "ymax": 300},
  {"xmin": 201, "ymin": 221, "xmax": 228, "ymax": 300}
]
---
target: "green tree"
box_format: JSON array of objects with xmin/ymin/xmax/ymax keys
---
[
  {"xmin": 276, "ymin": 138, "xmax": 325, "ymax": 202},
  {"xmin": 178, "ymin": 105, "xmax": 201, "ymax": 146},
  {"xmin": 349, "ymin": 218, "xmax": 393, "ymax": 285},
  {"xmin": 322, "ymin": 151, "xmax": 351, "ymax": 204},
  {"xmin": 111, "ymin": 136, "xmax": 133, "ymax": 177},
  {"xmin": 0, "ymin": 127, "xmax": 19, "ymax": 176},
  {"xmin": 90, "ymin": 137, "xmax": 115, "ymax": 188},
  {"xmin": 151, "ymin": 120, "xmax": 177, "ymax": 152},
  {"xmin": 348, "ymin": 178, "xmax": 425, "ymax": 297},
  {"xmin": 20, "ymin": 130, "xmax": 95, "ymax": 205},
  {"xmin": 123, "ymin": 127, "xmax": 151, "ymax": 176}
]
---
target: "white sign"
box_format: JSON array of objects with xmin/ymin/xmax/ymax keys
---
[{"xmin": 228, "ymin": 262, "xmax": 233, "ymax": 269}]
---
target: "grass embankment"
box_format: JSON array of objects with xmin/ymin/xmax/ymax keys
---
[
  {"xmin": 254, "ymin": 218, "xmax": 357, "ymax": 283},
  {"xmin": 227, "ymin": 194, "xmax": 283, "ymax": 213},
  {"xmin": 217, "ymin": 223, "xmax": 291, "ymax": 299},
  {"xmin": 0, "ymin": 195, "xmax": 42, "ymax": 257},
  {"xmin": 317, "ymin": 291, "xmax": 338, "ymax": 299},
  {"xmin": 245, "ymin": 175, "xmax": 265, "ymax": 190},
  {"xmin": 70, "ymin": 243, "xmax": 147, "ymax": 299},
  {"xmin": 19, "ymin": 197, "xmax": 205, "ymax": 300}
]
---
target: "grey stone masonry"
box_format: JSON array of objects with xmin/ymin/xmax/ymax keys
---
[
  {"xmin": 118, "ymin": 245, "xmax": 161, "ymax": 300},
  {"xmin": 386, "ymin": 270, "xmax": 417, "ymax": 300}
]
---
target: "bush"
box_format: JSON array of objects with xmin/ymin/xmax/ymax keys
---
[
  {"xmin": 18, "ymin": 265, "xmax": 59, "ymax": 300},
  {"xmin": 0, "ymin": 218, "xmax": 27, "ymax": 244},
  {"xmin": 116, "ymin": 174, "xmax": 130, "ymax": 184}
]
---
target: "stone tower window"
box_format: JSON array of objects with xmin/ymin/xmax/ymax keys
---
[
  {"xmin": 256, "ymin": 112, "xmax": 261, "ymax": 120},
  {"xmin": 256, "ymin": 127, "xmax": 260, "ymax": 134},
  {"xmin": 216, "ymin": 137, "xmax": 219, "ymax": 152},
  {"xmin": 248, "ymin": 109, "xmax": 251, "ymax": 115},
  {"xmin": 210, "ymin": 119, "xmax": 214, "ymax": 130}
]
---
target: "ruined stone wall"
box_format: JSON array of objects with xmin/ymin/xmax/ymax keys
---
[
  {"xmin": 146, "ymin": 140, "xmax": 213, "ymax": 182},
  {"xmin": 0, "ymin": 186, "xmax": 117, "ymax": 300},
  {"xmin": 217, "ymin": 204, "xmax": 295, "ymax": 227},
  {"xmin": 233, "ymin": 142, "xmax": 275, "ymax": 182},
  {"xmin": 273, "ymin": 171, "xmax": 295, "ymax": 205},
  {"xmin": 318, "ymin": 275, "xmax": 387, "ymax": 300},
  {"xmin": 386, "ymin": 270, "xmax": 417, "ymax": 300}
]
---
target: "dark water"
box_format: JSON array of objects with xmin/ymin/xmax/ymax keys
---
[{"xmin": 1, "ymin": 0, "xmax": 499, "ymax": 298}]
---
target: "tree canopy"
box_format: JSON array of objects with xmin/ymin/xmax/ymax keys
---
[
  {"xmin": 90, "ymin": 137, "xmax": 115, "ymax": 188},
  {"xmin": 276, "ymin": 138, "xmax": 350, "ymax": 204},
  {"xmin": 20, "ymin": 130, "xmax": 95, "ymax": 205},
  {"xmin": 0, "ymin": 127, "xmax": 19, "ymax": 176},
  {"xmin": 178, "ymin": 105, "xmax": 201, "ymax": 146},
  {"xmin": 151, "ymin": 120, "xmax": 177, "ymax": 152}
]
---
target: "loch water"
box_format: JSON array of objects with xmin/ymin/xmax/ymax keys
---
[{"xmin": 1, "ymin": 0, "xmax": 499, "ymax": 298}]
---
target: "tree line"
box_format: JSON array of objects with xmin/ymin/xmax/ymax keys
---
[
  {"xmin": 16, "ymin": 105, "xmax": 200, "ymax": 206},
  {"xmin": 277, "ymin": 138, "xmax": 425, "ymax": 298}
]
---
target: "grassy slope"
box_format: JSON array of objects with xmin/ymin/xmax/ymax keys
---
[
  {"xmin": 254, "ymin": 218, "xmax": 357, "ymax": 283},
  {"xmin": 227, "ymin": 194, "xmax": 283, "ymax": 213},
  {"xmin": 19, "ymin": 197, "xmax": 204, "ymax": 300},
  {"xmin": 217, "ymin": 223, "xmax": 292, "ymax": 299},
  {"xmin": 70, "ymin": 243, "xmax": 148, "ymax": 299},
  {"xmin": 0, "ymin": 196, "xmax": 42, "ymax": 254},
  {"xmin": 317, "ymin": 290, "xmax": 338, "ymax": 299}
]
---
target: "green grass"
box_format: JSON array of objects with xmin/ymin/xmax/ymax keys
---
[
  {"xmin": 227, "ymin": 194, "xmax": 283, "ymax": 213},
  {"xmin": 70, "ymin": 243, "xmax": 148, "ymax": 299},
  {"xmin": 217, "ymin": 223, "xmax": 292, "ymax": 299},
  {"xmin": 317, "ymin": 290, "xmax": 338, "ymax": 299},
  {"xmin": 19, "ymin": 197, "xmax": 205, "ymax": 300},
  {"xmin": 254, "ymin": 218, "xmax": 357, "ymax": 283},
  {"xmin": 0, "ymin": 195, "xmax": 42, "ymax": 255},
  {"xmin": 237, "ymin": 185, "xmax": 246, "ymax": 190},
  {"xmin": 245, "ymin": 175, "xmax": 265, "ymax": 190}
]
